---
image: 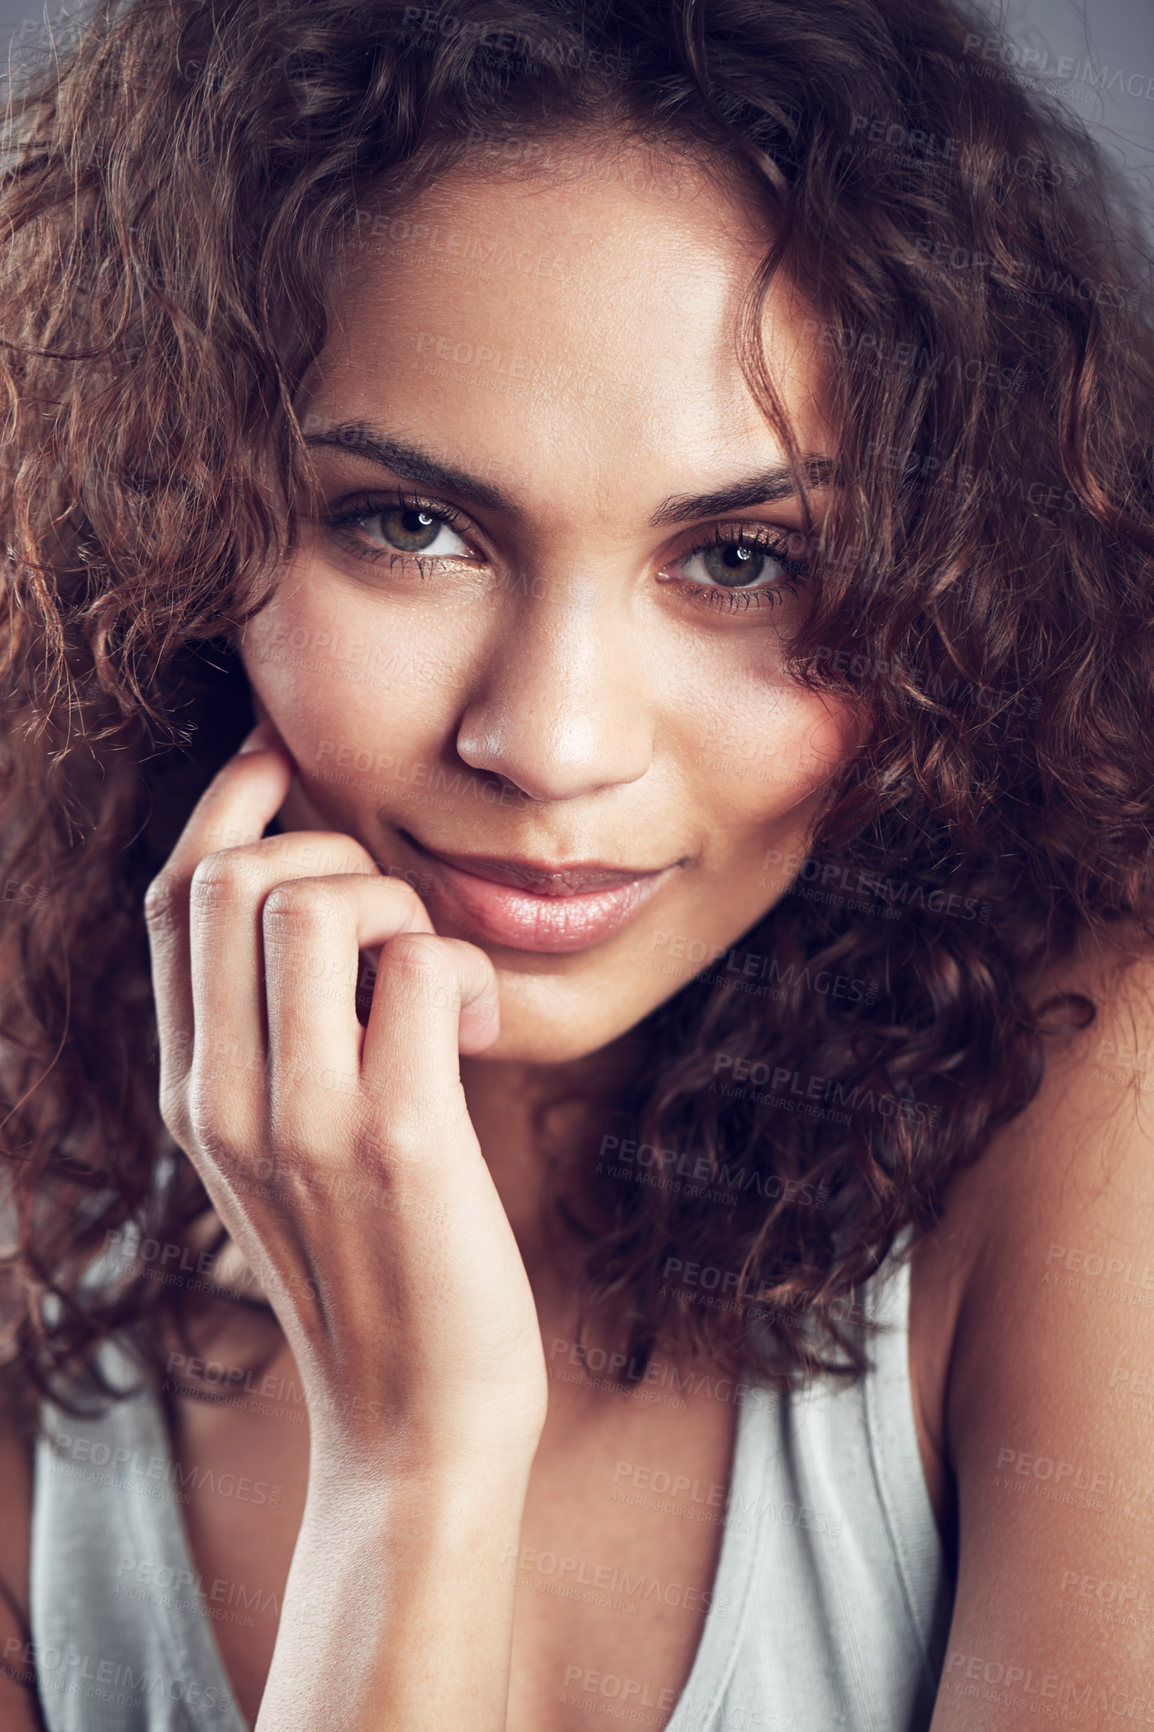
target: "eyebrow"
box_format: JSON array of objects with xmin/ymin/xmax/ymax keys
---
[
  {"xmin": 304, "ymin": 427, "xmax": 516, "ymax": 515},
  {"xmin": 304, "ymin": 424, "xmax": 834, "ymax": 526},
  {"xmin": 649, "ymin": 456, "xmax": 834, "ymax": 526}
]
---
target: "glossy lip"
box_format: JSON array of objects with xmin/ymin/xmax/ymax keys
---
[
  {"xmin": 397, "ymin": 828, "xmax": 684, "ymax": 954},
  {"xmin": 401, "ymin": 830, "xmax": 673, "ymax": 895}
]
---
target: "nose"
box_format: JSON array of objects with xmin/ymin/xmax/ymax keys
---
[{"xmin": 454, "ymin": 572, "xmax": 654, "ymax": 803}]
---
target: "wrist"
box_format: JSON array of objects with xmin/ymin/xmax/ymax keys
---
[
  {"xmin": 305, "ymin": 1413, "xmax": 541, "ymax": 1509},
  {"xmin": 259, "ymin": 1435, "xmax": 529, "ymax": 1732}
]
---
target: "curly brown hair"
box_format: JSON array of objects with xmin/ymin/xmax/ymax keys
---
[{"xmin": 1, "ymin": 0, "xmax": 1152, "ymax": 1420}]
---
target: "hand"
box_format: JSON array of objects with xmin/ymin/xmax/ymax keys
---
[{"xmin": 143, "ymin": 719, "xmax": 548, "ymax": 1471}]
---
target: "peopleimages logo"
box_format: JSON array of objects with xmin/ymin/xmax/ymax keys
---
[
  {"xmin": 0, "ymin": 1639, "xmax": 226, "ymax": 1710},
  {"xmin": 51, "ymin": 1429, "xmax": 282, "ymax": 1509},
  {"xmin": 710, "ymin": 1053, "xmax": 941, "ymax": 1127},
  {"xmin": 598, "ymin": 1133, "xmax": 832, "ymax": 1205},
  {"xmin": 962, "ymin": 31, "xmax": 1154, "ymax": 102},
  {"xmin": 763, "ymin": 848, "xmax": 991, "ymax": 923},
  {"xmin": 647, "ymin": 930, "xmax": 880, "ymax": 1004}
]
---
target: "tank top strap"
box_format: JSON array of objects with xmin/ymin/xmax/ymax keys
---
[
  {"xmin": 29, "ymin": 1333, "xmax": 247, "ymax": 1732},
  {"xmin": 859, "ymin": 1221, "xmax": 954, "ymax": 1683}
]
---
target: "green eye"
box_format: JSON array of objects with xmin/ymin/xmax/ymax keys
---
[
  {"xmin": 671, "ymin": 527, "xmax": 810, "ymax": 615},
  {"xmin": 379, "ymin": 506, "xmax": 445, "ymax": 552},
  {"xmin": 700, "ymin": 542, "xmax": 770, "ymax": 587},
  {"xmin": 679, "ymin": 532, "xmax": 807, "ymax": 594},
  {"xmin": 325, "ymin": 493, "xmax": 473, "ymax": 565}
]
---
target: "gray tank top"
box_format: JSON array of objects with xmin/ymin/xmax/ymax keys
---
[{"xmin": 28, "ymin": 1227, "xmax": 953, "ymax": 1732}]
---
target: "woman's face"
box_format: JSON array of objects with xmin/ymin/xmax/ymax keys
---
[{"xmin": 239, "ymin": 140, "xmax": 861, "ymax": 1064}]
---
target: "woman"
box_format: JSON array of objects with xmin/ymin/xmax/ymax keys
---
[{"xmin": 0, "ymin": 0, "xmax": 1152, "ymax": 1726}]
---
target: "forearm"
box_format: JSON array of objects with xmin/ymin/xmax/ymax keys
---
[
  {"xmin": 255, "ymin": 1445, "xmax": 536, "ymax": 1732},
  {"xmin": 143, "ymin": 734, "xmax": 549, "ymax": 1728}
]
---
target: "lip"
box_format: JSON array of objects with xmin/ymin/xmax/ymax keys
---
[
  {"xmin": 403, "ymin": 832, "xmax": 670, "ymax": 895},
  {"xmin": 398, "ymin": 829, "xmax": 683, "ymax": 954}
]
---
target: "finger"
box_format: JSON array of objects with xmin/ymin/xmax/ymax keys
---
[
  {"xmin": 360, "ymin": 931, "xmax": 501, "ymax": 1141},
  {"xmin": 144, "ymin": 720, "xmax": 294, "ymax": 1103},
  {"xmin": 189, "ymin": 840, "xmax": 396, "ymax": 1137},
  {"xmin": 261, "ymin": 872, "xmax": 438, "ymax": 1128},
  {"xmin": 171, "ymin": 719, "xmax": 298, "ymax": 879}
]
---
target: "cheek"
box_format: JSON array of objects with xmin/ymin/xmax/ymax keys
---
[
  {"xmin": 237, "ymin": 572, "xmax": 452, "ymax": 775},
  {"xmin": 685, "ymin": 667, "xmax": 862, "ymax": 821}
]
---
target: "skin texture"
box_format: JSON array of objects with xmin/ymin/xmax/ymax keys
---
[
  {"xmin": 217, "ymin": 145, "xmax": 1154, "ymax": 1729},
  {"xmin": 6, "ymin": 134, "xmax": 1152, "ymax": 1732},
  {"xmin": 241, "ymin": 143, "xmax": 861, "ymax": 1077},
  {"xmin": 108, "ymin": 141, "xmax": 869, "ymax": 1732}
]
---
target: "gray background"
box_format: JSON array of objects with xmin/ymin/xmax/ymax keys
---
[{"xmin": 994, "ymin": 0, "xmax": 1154, "ymax": 230}]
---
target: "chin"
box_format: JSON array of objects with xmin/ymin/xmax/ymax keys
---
[{"xmin": 479, "ymin": 984, "xmax": 640, "ymax": 1066}]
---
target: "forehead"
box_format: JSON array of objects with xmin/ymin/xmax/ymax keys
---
[{"xmin": 302, "ymin": 143, "xmax": 831, "ymax": 496}]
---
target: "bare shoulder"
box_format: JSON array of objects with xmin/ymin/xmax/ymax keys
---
[
  {"xmin": 919, "ymin": 928, "xmax": 1154, "ymax": 1729},
  {"xmin": 911, "ymin": 926, "xmax": 1154, "ymax": 1378},
  {"xmin": 942, "ymin": 925, "xmax": 1154, "ymax": 1334}
]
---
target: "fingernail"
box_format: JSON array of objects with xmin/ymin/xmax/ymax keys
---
[{"xmin": 238, "ymin": 718, "xmax": 278, "ymax": 755}]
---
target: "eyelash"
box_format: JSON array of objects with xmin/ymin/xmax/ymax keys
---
[
  {"xmin": 682, "ymin": 522, "xmax": 810, "ymax": 613},
  {"xmin": 324, "ymin": 491, "xmax": 474, "ymax": 580},
  {"xmin": 322, "ymin": 489, "xmax": 810, "ymax": 614}
]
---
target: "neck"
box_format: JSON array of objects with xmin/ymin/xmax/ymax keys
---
[{"xmin": 458, "ymin": 1032, "xmax": 645, "ymax": 1320}]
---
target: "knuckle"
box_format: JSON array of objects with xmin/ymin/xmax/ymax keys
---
[
  {"xmin": 143, "ymin": 872, "xmax": 182, "ymax": 928},
  {"xmin": 185, "ymin": 1098, "xmax": 245, "ymax": 1160},
  {"xmin": 189, "ymin": 850, "xmax": 258, "ymax": 906},
  {"xmin": 367, "ymin": 1114, "xmax": 426, "ymax": 1165},
  {"xmin": 376, "ymin": 933, "xmax": 458, "ymax": 1010},
  {"xmin": 377, "ymin": 936, "xmax": 457, "ymax": 1010},
  {"xmin": 184, "ymin": 1060, "xmax": 257, "ymax": 1154},
  {"xmin": 383, "ymin": 931, "xmax": 448, "ymax": 980},
  {"xmin": 262, "ymin": 878, "xmax": 343, "ymax": 928},
  {"xmin": 157, "ymin": 1080, "xmax": 190, "ymax": 1146},
  {"xmin": 182, "ymin": 1069, "xmax": 218, "ymax": 1137}
]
